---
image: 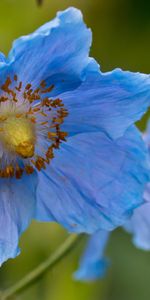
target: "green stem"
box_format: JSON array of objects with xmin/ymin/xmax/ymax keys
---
[{"xmin": 0, "ymin": 234, "xmax": 83, "ymax": 300}]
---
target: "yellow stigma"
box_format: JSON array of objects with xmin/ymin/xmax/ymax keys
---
[
  {"xmin": 15, "ymin": 141, "xmax": 35, "ymax": 158},
  {"xmin": 2, "ymin": 116, "xmax": 36, "ymax": 158}
]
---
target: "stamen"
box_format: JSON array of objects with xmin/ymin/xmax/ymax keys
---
[
  {"xmin": 5, "ymin": 165, "xmax": 14, "ymax": 178},
  {"xmin": 25, "ymin": 83, "xmax": 32, "ymax": 90},
  {"xmin": 41, "ymin": 84, "xmax": 54, "ymax": 94},
  {"xmin": 15, "ymin": 81, "xmax": 22, "ymax": 92},
  {"xmin": 14, "ymin": 74, "xmax": 18, "ymax": 81},
  {"xmin": 30, "ymin": 116, "xmax": 37, "ymax": 123},
  {"xmin": 40, "ymin": 80, "xmax": 46, "ymax": 88},
  {"xmin": 1, "ymin": 77, "xmax": 12, "ymax": 93},
  {"xmin": 16, "ymin": 165, "xmax": 23, "ymax": 179},
  {"xmin": 25, "ymin": 165, "xmax": 34, "ymax": 175},
  {"xmin": 40, "ymin": 121, "xmax": 48, "ymax": 125},
  {"xmin": 48, "ymin": 132, "xmax": 57, "ymax": 139},
  {"xmin": 0, "ymin": 96, "xmax": 8, "ymax": 102},
  {"xmin": 35, "ymin": 156, "xmax": 46, "ymax": 171}
]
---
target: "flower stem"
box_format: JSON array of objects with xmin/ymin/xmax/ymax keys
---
[{"xmin": 0, "ymin": 234, "xmax": 83, "ymax": 300}]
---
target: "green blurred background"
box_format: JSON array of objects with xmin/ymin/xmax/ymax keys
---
[{"xmin": 0, "ymin": 0, "xmax": 150, "ymax": 299}]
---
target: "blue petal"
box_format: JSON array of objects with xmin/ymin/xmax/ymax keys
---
[
  {"xmin": 124, "ymin": 187, "xmax": 150, "ymax": 250},
  {"xmin": 74, "ymin": 230, "xmax": 110, "ymax": 281},
  {"xmin": 123, "ymin": 124, "xmax": 150, "ymax": 250},
  {"xmin": 0, "ymin": 173, "xmax": 37, "ymax": 265},
  {"xmin": 7, "ymin": 7, "xmax": 92, "ymax": 94},
  {"xmin": 61, "ymin": 63, "xmax": 150, "ymax": 139},
  {"xmin": 0, "ymin": 63, "xmax": 14, "ymax": 87},
  {"xmin": 143, "ymin": 120, "xmax": 150, "ymax": 150},
  {"xmin": 36, "ymin": 126, "xmax": 149, "ymax": 233},
  {"xmin": 0, "ymin": 52, "xmax": 6, "ymax": 64}
]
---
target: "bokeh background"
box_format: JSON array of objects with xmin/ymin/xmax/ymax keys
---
[{"xmin": 0, "ymin": 0, "xmax": 150, "ymax": 299}]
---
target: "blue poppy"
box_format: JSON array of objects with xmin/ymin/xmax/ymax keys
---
[{"xmin": 0, "ymin": 7, "xmax": 150, "ymax": 265}]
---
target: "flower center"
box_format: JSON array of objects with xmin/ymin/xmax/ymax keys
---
[
  {"xmin": 0, "ymin": 75, "xmax": 68, "ymax": 178},
  {"xmin": 2, "ymin": 116, "xmax": 36, "ymax": 158}
]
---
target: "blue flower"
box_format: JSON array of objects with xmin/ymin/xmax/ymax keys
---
[{"xmin": 0, "ymin": 7, "xmax": 150, "ymax": 265}]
